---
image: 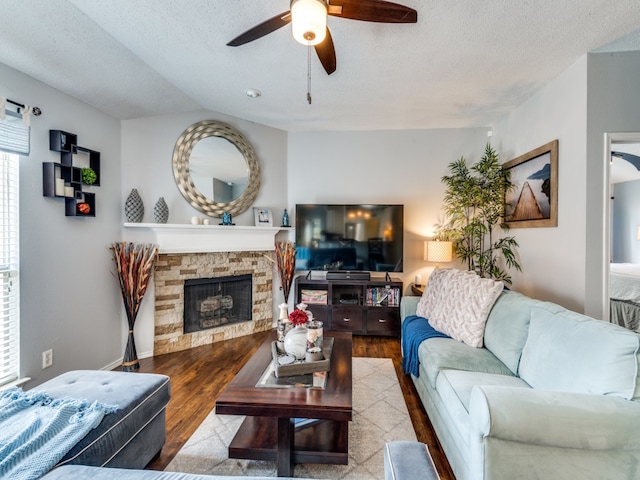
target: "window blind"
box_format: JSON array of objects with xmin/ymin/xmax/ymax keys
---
[
  {"xmin": 0, "ymin": 110, "xmax": 30, "ymax": 156},
  {"xmin": 0, "ymin": 152, "xmax": 19, "ymax": 386}
]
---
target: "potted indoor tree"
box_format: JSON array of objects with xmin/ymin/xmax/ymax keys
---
[{"xmin": 435, "ymin": 144, "xmax": 522, "ymax": 285}]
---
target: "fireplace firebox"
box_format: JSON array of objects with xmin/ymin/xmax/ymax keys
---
[{"xmin": 183, "ymin": 274, "xmax": 252, "ymax": 333}]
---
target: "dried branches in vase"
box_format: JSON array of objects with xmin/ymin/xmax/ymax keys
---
[
  {"xmin": 275, "ymin": 241, "xmax": 296, "ymax": 303},
  {"xmin": 109, "ymin": 242, "xmax": 158, "ymax": 371}
]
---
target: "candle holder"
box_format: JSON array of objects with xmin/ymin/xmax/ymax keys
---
[{"xmin": 305, "ymin": 320, "xmax": 324, "ymax": 362}]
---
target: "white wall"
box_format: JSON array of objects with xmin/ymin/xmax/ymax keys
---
[
  {"xmin": 121, "ymin": 111, "xmax": 289, "ymax": 355},
  {"xmin": 0, "ymin": 62, "xmax": 123, "ymax": 387},
  {"xmin": 491, "ymin": 51, "xmax": 640, "ymax": 318},
  {"xmin": 287, "ymin": 128, "xmax": 489, "ymax": 292},
  {"xmin": 491, "ymin": 57, "xmax": 588, "ymax": 312}
]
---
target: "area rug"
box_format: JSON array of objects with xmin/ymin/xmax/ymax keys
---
[{"xmin": 165, "ymin": 357, "xmax": 417, "ymax": 479}]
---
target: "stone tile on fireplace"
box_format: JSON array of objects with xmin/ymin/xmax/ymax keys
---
[{"xmin": 153, "ymin": 251, "xmax": 273, "ymax": 355}]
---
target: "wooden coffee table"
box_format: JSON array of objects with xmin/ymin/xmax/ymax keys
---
[{"xmin": 215, "ymin": 331, "xmax": 353, "ymax": 477}]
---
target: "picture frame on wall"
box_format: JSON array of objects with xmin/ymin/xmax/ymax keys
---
[
  {"xmin": 503, "ymin": 139, "xmax": 558, "ymax": 228},
  {"xmin": 253, "ymin": 207, "xmax": 273, "ymax": 227}
]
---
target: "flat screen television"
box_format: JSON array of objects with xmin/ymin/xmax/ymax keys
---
[{"xmin": 294, "ymin": 204, "xmax": 404, "ymax": 272}]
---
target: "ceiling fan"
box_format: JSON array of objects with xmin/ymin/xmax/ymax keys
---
[{"xmin": 227, "ymin": 0, "xmax": 418, "ymax": 75}]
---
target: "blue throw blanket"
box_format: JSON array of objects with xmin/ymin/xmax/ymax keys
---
[
  {"xmin": 402, "ymin": 315, "xmax": 450, "ymax": 377},
  {"xmin": 0, "ymin": 387, "xmax": 117, "ymax": 480}
]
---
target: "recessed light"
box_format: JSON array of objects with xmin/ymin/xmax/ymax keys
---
[{"xmin": 246, "ymin": 89, "xmax": 261, "ymax": 98}]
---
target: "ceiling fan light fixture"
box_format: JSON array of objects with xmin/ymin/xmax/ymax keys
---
[{"xmin": 291, "ymin": 0, "xmax": 327, "ymax": 46}]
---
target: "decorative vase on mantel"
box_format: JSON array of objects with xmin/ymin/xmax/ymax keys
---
[
  {"xmin": 153, "ymin": 196, "xmax": 169, "ymax": 223},
  {"xmin": 125, "ymin": 188, "xmax": 144, "ymax": 223}
]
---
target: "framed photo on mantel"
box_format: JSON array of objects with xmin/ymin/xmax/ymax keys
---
[
  {"xmin": 253, "ymin": 207, "xmax": 273, "ymax": 227},
  {"xmin": 503, "ymin": 139, "xmax": 558, "ymax": 228}
]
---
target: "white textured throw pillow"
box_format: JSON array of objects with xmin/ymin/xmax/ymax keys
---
[{"xmin": 416, "ymin": 269, "xmax": 504, "ymax": 347}]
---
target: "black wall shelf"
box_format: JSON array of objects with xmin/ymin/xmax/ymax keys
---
[{"xmin": 43, "ymin": 130, "xmax": 100, "ymax": 217}]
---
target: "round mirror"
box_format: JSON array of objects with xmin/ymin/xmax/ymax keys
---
[{"xmin": 172, "ymin": 120, "xmax": 260, "ymax": 217}]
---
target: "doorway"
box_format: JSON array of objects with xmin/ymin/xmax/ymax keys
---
[{"xmin": 604, "ymin": 132, "xmax": 640, "ymax": 328}]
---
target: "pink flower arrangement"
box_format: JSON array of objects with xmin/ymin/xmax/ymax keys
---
[{"xmin": 289, "ymin": 308, "xmax": 310, "ymax": 326}]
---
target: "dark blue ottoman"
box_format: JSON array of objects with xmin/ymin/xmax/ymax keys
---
[{"xmin": 33, "ymin": 370, "xmax": 171, "ymax": 469}]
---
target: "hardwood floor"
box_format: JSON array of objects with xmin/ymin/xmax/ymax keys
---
[{"xmin": 137, "ymin": 331, "xmax": 455, "ymax": 479}]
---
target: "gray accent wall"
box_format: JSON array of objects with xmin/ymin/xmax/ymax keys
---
[{"xmin": 0, "ymin": 62, "xmax": 122, "ymax": 387}]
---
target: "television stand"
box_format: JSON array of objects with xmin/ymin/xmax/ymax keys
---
[{"xmin": 295, "ymin": 274, "xmax": 403, "ymax": 337}]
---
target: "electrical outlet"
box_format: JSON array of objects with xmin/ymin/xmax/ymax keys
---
[{"xmin": 42, "ymin": 349, "xmax": 53, "ymax": 369}]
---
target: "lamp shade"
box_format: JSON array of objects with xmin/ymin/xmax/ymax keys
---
[
  {"xmin": 425, "ymin": 241, "xmax": 453, "ymax": 264},
  {"xmin": 637, "ymin": 225, "xmax": 640, "ymax": 241},
  {"xmin": 291, "ymin": 0, "xmax": 327, "ymax": 45}
]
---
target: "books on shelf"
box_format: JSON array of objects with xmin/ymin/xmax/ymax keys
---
[{"xmin": 365, "ymin": 287, "xmax": 400, "ymax": 307}]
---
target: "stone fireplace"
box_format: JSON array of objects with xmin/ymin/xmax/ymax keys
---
[
  {"xmin": 124, "ymin": 223, "xmax": 283, "ymax": 356},
  {"xmin": 183, "ymin": 274, "xmax": 252, "ymax": 333},
  {"xmin": 153, "ymin": 251, "xmax": 273, "ymax": 355}
]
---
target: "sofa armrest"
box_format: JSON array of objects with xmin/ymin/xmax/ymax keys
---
[
  {"xmin": 470, "ymin": 385, "xmax": 640, "ymax": 450},
  {"xmin": 400, "ymin": 296, "xmax": 420, "ymax": 321},
  {"xmin": 384, "ymin": 442, "xmax": 439, "ymax": 480}
]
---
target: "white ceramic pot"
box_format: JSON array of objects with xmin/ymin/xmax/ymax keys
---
[{"xmin": 283, "ymin": 325, "xmax": 308, "ymax": 360}]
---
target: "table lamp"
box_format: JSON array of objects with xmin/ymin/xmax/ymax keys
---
[{"xmin": 425, "ymin": 240, "xmax": 453, "ymax": 269}]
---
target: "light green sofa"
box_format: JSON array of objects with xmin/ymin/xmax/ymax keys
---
[{"xmin": 401, "ymin": 289, "xmax": 640, "ymax": 480}]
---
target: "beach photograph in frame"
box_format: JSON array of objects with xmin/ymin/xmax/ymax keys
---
[{"xmin": 503, "ymin": 139, "xmax": 558, "ymax": 228}]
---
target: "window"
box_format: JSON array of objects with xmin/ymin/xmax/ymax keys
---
[{"xmin": 0, "ymin": 151, "xmax": 19, "ymax": 386}]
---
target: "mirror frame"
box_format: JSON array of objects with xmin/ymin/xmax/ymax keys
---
[{"xmin": 172, "ymin": 120, "xmax": 260, "ymax": 217}]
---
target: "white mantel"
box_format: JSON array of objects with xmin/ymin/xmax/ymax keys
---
[{"xmin": 123, "ymin": 223, "xmax": 285, "ymax": 253}]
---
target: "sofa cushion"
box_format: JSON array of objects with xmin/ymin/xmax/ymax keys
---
[
  {"xmin": 418, "ymin": 337, "xmax": 514, "ymax": 389},
  {"xmin": 438, "ymin": 370, "xmax": 531, "ymax": 413},
  {"xmin": 518, "ymin": 305, "xmax": 640, "ymax": 399},
  {"xmin": 483, "ymin": 290, "xmax": 557, "ymax": 375},
  {"xmin": 417, "ymin": 269, "xmax": 503, "ymax": 348},
  {"xmin": 434, "ymin": 370, "xmax": 530, "ymax": 452}
]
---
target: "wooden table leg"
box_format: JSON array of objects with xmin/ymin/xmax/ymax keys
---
[{"xmin": 277, "ymin": 417, "xmax": 294, "ymax": 477}]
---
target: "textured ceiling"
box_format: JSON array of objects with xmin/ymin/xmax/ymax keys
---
[{"xmin": 1, "ymin": 0, "xmax": 640, "ymax": 132}]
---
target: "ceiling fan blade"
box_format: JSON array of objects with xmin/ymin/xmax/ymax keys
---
[
  {"xmin": 328, "ymin": 0, "xmax": 417, "ymax": 23},
  {"xmin": 227, "ymin": 11, "xmax": 292, "ymax": 46},
  {"xmin": 315, "ymin": 28, "xmax": 337, "ymax": 75},
  {"xmin": 612, "ymin": 151, "xmax": 640, "ymax": 171}
]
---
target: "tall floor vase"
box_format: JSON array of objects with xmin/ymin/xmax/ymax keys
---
[
  {"xmin": 109, "ymin": 242, "xmax": 158, "ymax": 372},
  {"xmin": 122, "ymin": 326, "xmax": 139, "ymax": 371}
]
